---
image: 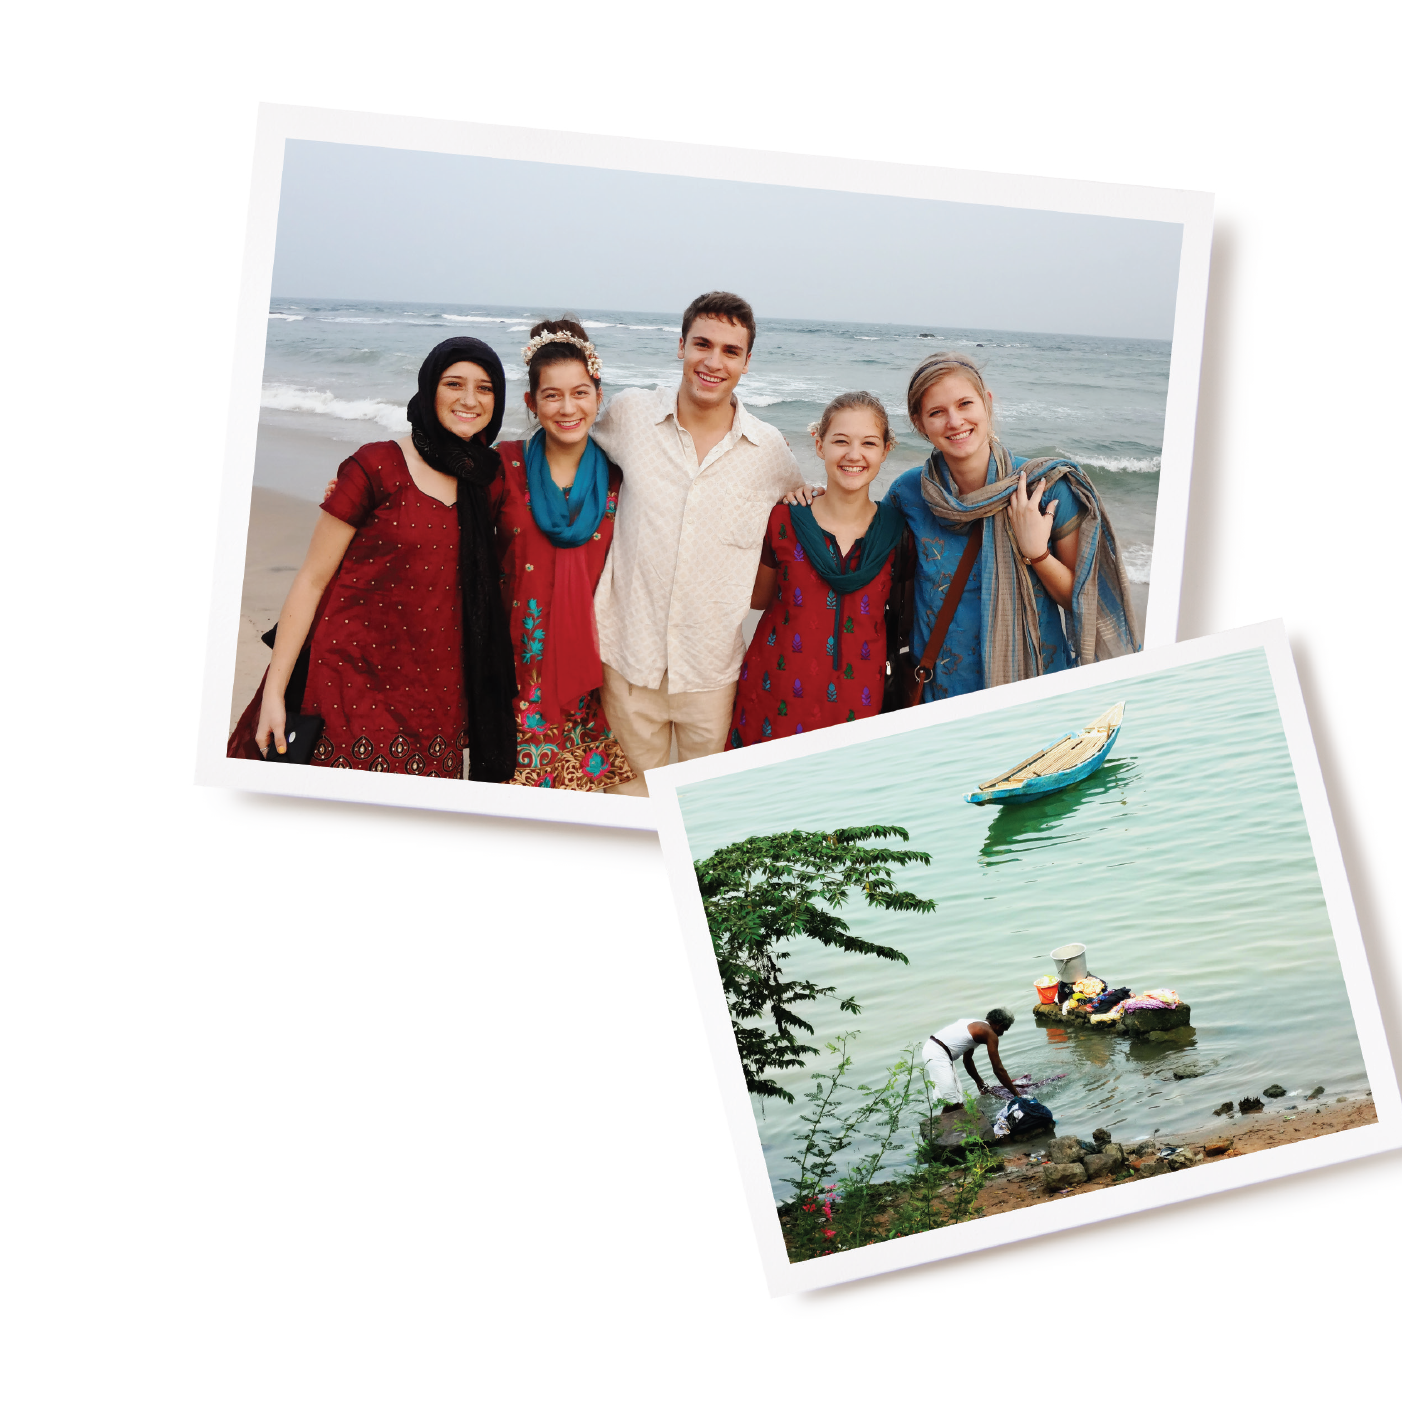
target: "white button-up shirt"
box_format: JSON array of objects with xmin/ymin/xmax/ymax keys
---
[{"xmin": 592, "ymin": 382, "xmax": 805, "ymax": 693}]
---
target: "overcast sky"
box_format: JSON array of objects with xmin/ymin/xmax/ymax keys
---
[{"xmin": 271, "ymin": 140, "xmax": 1183, "ymax": 339}]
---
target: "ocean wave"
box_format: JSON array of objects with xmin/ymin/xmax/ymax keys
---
[
  {"xmin": 268, "ymin": 313, "xmax": 304, "ymax": 321},
  {"xmin": 441, "ymin": 313, "xmax": 532, "ymax": 323},
  {"xmin": 626, "ymin": 324, "xmax": 678, "ymax": 331},
  {"xmin": 325, "ymin": 316, "xmax": 427, "ymax": 324},
  {"xmin": 580, "ymin": 320, "xmax": 612, "ymax": 328},
  {"xmin": 261, "ymin": 381, "xmax": 408, "ymax": 432},
  {"xmin": 1082, "ymin": 454, "xmax": 1161, "ymax": 473},
  {"xmin": 1122, "ymin": 543, "xmax": 1153, "ymax": 584}
]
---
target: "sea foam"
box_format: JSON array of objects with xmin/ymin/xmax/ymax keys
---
[
  {"xmin": 1121, "ymin": 542, "xmax": 1153, "ymax": 584},
  {"xmin": 268, "ymin": 313, "xmax": 304, "ymax": 321},
  {"xmin": 262, "ymin": 382, "xmax": 408, "ymax": 432}
]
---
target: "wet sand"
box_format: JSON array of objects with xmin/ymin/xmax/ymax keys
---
[{"xmin": 975, "ymin": 1093, "xmax": 1379, "ymax": 1217}]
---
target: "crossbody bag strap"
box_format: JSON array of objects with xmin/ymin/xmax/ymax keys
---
[{"xmin": 907, "ymin": 523, "xmax": 984, "ymax": 707}]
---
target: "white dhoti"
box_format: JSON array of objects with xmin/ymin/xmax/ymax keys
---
[{"xmin": 922, "ymin": 1037, "xmax": 963, "ymax": 1107}]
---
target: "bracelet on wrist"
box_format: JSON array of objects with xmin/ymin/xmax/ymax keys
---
[{"xmin": 1020, "ymin": 546, "xmax": 1051, "ymax": 566}]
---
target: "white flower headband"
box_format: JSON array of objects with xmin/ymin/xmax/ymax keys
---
[{"xmin": 521, "ymin": 331, "xmax": 603, "ymax": 381}]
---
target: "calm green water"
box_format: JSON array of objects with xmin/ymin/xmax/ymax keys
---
[{"xmin": 676, "ymin": 649, "xmax": 1369, "ymax": 1201}]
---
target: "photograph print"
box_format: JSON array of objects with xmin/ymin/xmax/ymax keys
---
[
  {"xmin": 647, "ymin": 622, "xmax": 1398, "ymax": 1292},
  {"xmin": 199, "ymin": 107, "xmax": 1212, "ymax": 827}
]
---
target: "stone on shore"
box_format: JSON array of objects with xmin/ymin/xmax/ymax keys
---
[
  {"xmin": 1238, "ymin": 1096, "xmax": 1264, "ymax": 1113},
  {"xmin": 1092, "ymin": 1127, "xmax": 1111, "ymax": 1145},
  {"xmin": 1048, "ymin": 1135, "xmax": 1086, "ymax": 1165},
  {"xmin": 919, "ymin": 1107, "xmax": 996, "ymax": 1150},
  {"xmin": 1042, "ymin": 1161, "xmax": 1087, "ymax": 1190},
  {"xmin": 1213, "ymin": 1102, "xmax": 1234, "ymax": 1116},
  {"xmin": 1263, "ymin": 1083, "xmax": 1287, "ymax": 1099},
  {"xmin": 1306, "ymin": 1085, "xmax": 1326, "ymax": 1099}
]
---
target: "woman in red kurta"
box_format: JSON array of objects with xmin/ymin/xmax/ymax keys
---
[
  {"xmin": 490, "ymin": 317, "xmax": 634, "ymax": 790},
  {"xmin": 727, "ymin": 392, "xmax": 909, "ymax": 748},
  {"xmin": 232, "ymin": 442, "xmax": 468, "ymax": 774},
  {"xmin": 228, "ymin": 338, "xmax": 518, "ymax": 778}
]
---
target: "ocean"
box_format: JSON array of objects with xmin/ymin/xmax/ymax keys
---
[
  {"xmin": 256, "ymin": 300, "xmax": 1169, "ymax": 609},
  {"xmin": 672, "ymin": 649, "xmax": 1369, "ymax": 1202}
]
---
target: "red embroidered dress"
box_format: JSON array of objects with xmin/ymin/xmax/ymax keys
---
[
  {"xmin": 228, "ymin": 440, "xmax": 467, "ymax": 777},
  {"xmin": 489, "ymin": 441, "xmax": 635, "ymax": 790},
  {"xmin": 726, "ymin": 503, "xmax": 905, "ymax": 748}
]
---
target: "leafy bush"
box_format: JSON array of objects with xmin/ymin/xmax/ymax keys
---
[
  {"xmin": 780, "ymin": 1037, "xmax": 1002, "ymax": 1262},
  {"xmin": 695, "ymin": 826, "xmax": 934, "ymax": 1102}
]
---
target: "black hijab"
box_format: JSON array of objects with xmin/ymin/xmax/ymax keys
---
[{"xmin": 406, "ymin": 337, "xmax": 518, "ymax": 782}]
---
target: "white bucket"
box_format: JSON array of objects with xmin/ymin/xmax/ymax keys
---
[{"xmin": 1049, "ymin": 943, "xmax": 1088, "ymax": 981}]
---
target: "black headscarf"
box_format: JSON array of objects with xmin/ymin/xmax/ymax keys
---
[{"xmin": 406, "ymin": 337, "xmax": 518, "ymax": 782}]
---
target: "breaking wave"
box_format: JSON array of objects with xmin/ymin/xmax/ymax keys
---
[
  {"xmin": 1121, "ymin": 542, "xmax": 1153, "ymax": 584},
  {"xmin": 261, "ymin": 382, "xmax": 408, "ymax": 432}
]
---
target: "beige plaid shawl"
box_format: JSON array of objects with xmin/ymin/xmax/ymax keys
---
[{"xmin": 917, "ymin": 440, "xmax": 1141, "ymax": 688}]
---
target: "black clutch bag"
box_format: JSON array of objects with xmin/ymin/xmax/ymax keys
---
[{"xmin": 263, "ymin": 714, "xmax": 325, "ymax": 765}]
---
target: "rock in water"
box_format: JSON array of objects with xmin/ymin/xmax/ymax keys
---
[
  {"xmin": 1048, "ymin": 1135, "xmax": 1086, "ymax": 1165},
  {"xmin": 1121, "ymin": 1004, "xmax": 1192, "ymax": 1033},
  {"xmin": 1239, "ymin": 1096, "xmax": 1265, "ymax": 1113},
  {"xmin": 1263, "ymin": 1084, "xmax": 1287, "ymax": 1099},
  {"xmin": 1213, "ymin": 1102, "xmax": 1234, "ymax": 1116},
  {"xmin": 1172, "ymin": 1065, "xmax": 1205, "ymax": 1079},
  {"xmin": 1042, "ymin": 1162, "xmax": 1087, "ymax": 1190},
  {"xmin": 1306, "ymin": 1085, "xmax": 1326, "ymax": 1099}
]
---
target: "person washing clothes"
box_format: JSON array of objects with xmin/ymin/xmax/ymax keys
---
[{"xmin": 923, "ymin": 1010, "xmax": 1019, "ymax": 1113}]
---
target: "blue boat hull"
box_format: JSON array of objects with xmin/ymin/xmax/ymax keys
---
[{"xmin": 964, "ymin": 720, "xmax": 1123, "ymax": 805}]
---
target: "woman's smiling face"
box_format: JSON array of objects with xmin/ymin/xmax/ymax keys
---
[
  {"xmin": 815, "ymin": 407, "xmax": 891, "ymax": 495},
  {"xmin": 526, "ymin": 358, "xmax": 602, "ymax": 447},
  {"xmin": 917, "ymin": 372, "xmax": 993, "ymax": 468},
  {"xmin": 435, "ymin": 361, "xmax": 496, "ymax": 440}
]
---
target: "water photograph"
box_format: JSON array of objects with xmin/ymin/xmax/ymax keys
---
[
  {"xmin": 664, "ymin": 642, "xmax": 1382, "ymax": 1278},
  {"xmin": 211, "ymin": 128, "xmax": 1203, "ymax": 819}
]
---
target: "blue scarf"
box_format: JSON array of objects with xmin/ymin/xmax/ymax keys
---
[{"xmin": 524, "ymin": 428, "xmax": 609, "ymax": 547}]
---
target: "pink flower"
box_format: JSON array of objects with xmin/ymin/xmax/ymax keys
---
[{"xmin": 823, "ymin": 1229, "xmax": 836, "ymax": 1238}]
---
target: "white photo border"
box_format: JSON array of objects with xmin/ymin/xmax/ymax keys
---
[
  {"xmin": 197, "ymin": 102, "xmax": 1216, "ymax": 831},
  {"xmin": 644, "ymin": 619, "xmax": 1401, "ymax": 1294}
]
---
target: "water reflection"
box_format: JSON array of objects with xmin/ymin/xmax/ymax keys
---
[{"xmin": 978, "ymin": 758, "xmax": 1137, "ymax": 864}]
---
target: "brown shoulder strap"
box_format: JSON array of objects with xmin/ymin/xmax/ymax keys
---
[{"xmin": 908, "ymin": 524, "xmax": 983, "ymax": 705}]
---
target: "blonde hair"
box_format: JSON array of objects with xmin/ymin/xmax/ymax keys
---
[
  {"xmin": 808, "ymin": 390, "xmax": 896, "ymax": 446},
  {"xmin": 906, "ymin": 352, "xmax": 993, "ymax": 440}
]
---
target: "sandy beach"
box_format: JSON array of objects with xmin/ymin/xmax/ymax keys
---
[{"xmin": 228, "ymin": 483, "xmax": 322, "ymax": 735}]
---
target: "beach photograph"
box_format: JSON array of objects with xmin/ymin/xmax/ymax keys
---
[
  {"xmin": 224, "ymin": 135, "xmax": 1190, "ymax": 780},
  {"xmin": 652, "ymin": 631, "xmax": 1393, "ymax": 1288}
]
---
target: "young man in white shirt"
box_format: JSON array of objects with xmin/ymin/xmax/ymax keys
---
[{"xmin": 591, "ymin": 291, "xmax": 804, "ymax": 794}]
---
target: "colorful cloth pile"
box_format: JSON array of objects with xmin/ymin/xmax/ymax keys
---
[{"xmin": 1087, "ymin": 987, "xmax": 1182, "ymax": 1023}]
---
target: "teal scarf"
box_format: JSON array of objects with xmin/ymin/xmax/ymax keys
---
[
  {"xmin": 788, "ymin": 498, "xmax": 906, "ymax": 671},
  {"xmin": 524, "ymin": 428, "xmax": 609, "ymax": 547}
]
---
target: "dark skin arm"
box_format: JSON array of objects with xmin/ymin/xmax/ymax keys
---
[
  {"xmin": 750, "ymin": 561, "xmax": 778, "ymax": 611},
  {"xmin": 962, "ymin": 1021, "xmax": 1019, "ymax": 1095}
]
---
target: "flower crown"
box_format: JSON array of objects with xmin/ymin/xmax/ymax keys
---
[{"xmin": 521, "ymin": 331, "xmax": 603, "ymax": 381}]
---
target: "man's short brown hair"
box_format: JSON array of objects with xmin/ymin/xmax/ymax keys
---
[{"xmin": 680, "ymin": 291, "xmax": 757, "ymax": 355}]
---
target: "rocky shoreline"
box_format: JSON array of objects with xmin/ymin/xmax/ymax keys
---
[{"xmin": 970, "ymin": 1091, "xmax": 1378, "ymax": 1217}]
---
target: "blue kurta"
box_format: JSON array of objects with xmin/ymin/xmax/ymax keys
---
[{"xmin": 886, "ymin": 454, "xmax": 1081, "ymax": 701}]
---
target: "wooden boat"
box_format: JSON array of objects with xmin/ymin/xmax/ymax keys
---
[{"xmin": 964, "ymin": 702, "xmax": 1125, "ymax": 806}]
